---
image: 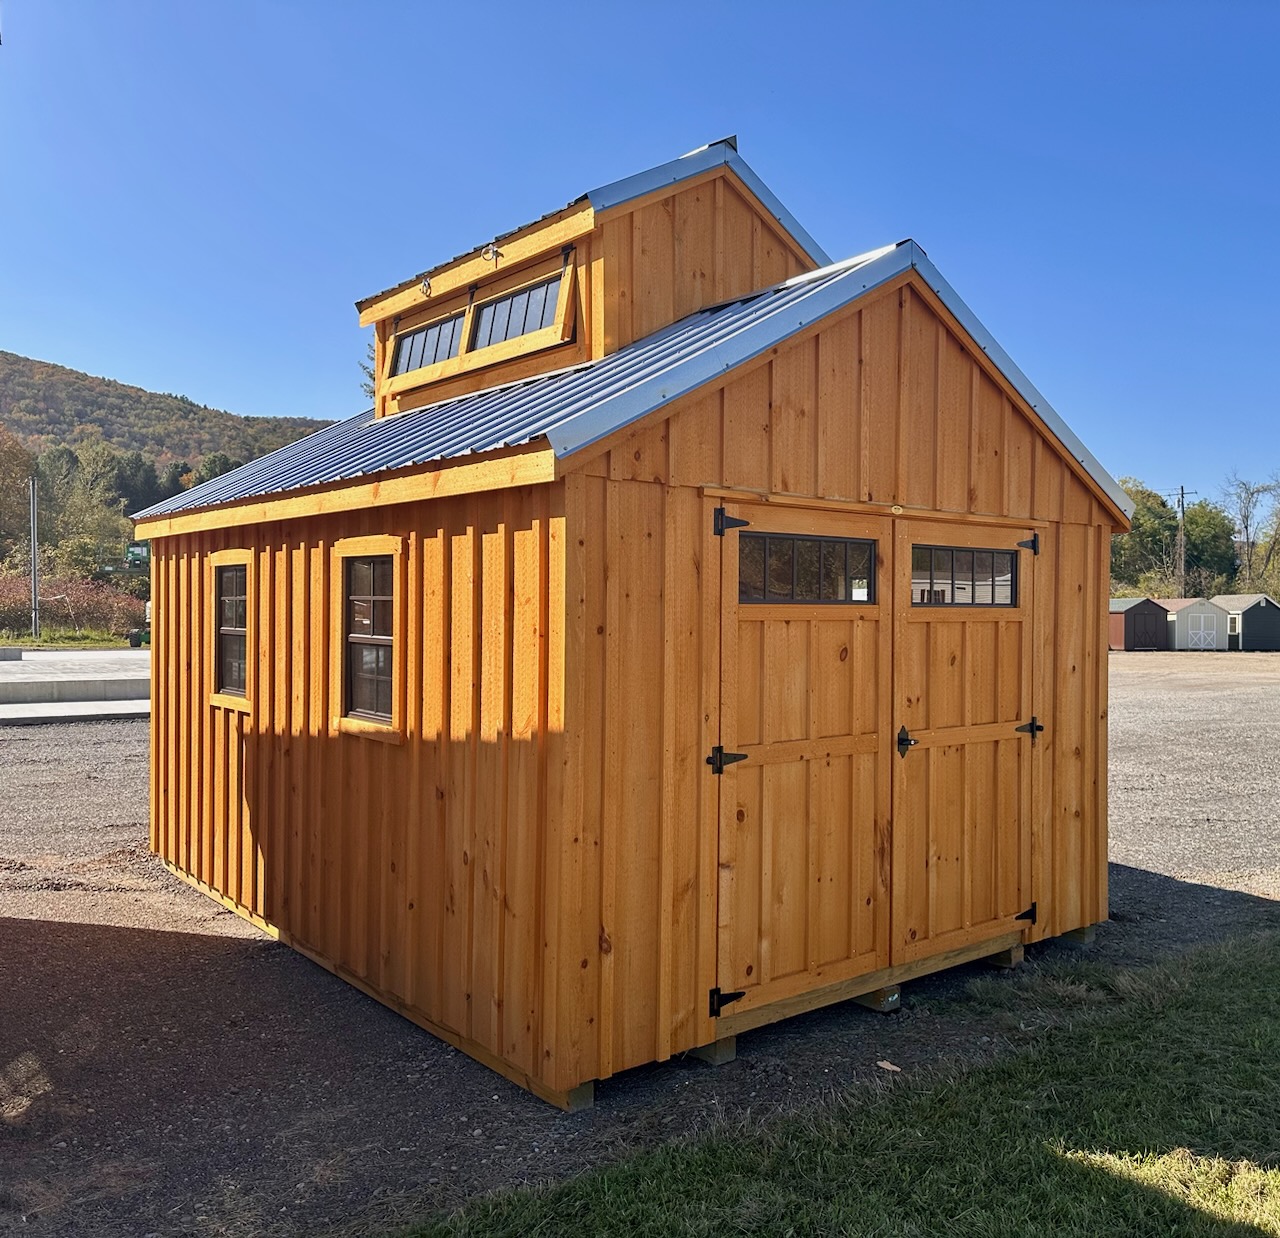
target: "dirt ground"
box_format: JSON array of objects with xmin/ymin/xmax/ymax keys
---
[{"xmin": 2, "ymin": 652, "xmax": 1279, "ymax": 1237}]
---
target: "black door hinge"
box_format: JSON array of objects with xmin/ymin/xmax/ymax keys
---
[
  {"xmin": 713, "ymin": 506, "xmax": 750, "ymax": 537},
  {"xmin": 897, "ymin": 724, "xmax": 919, "ymax": 758},
  {"xmin": 1015, "ymin": 716, "xmax": 1045, "ymax": 744},
  {"xmin": 1017, "ymin": 532, "xmax": 1040, "ymax": 555},
  {"xmin": 1016, "ymin": 902, "xmax": 1038, "ymax": 926},
  {"xmin": 709, "ymin": 986, "xmax": 746, "ymax": 1018},
  {"xmin": 707, "ymin": 746, "xmax": 748, "ymax": 775}
]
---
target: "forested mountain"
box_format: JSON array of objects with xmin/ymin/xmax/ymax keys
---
[{"xmin": 0, "ymin": 350, "xmax": 333, "ymax": 463}]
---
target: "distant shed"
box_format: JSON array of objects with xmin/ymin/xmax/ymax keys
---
[
  {"xmin": 1108, "ymin": 598, "xmax": 1170, "ymax": 651},
  {"xmin": 1211, "ymin": 594, "xmax": 1280, "ymax": 651},
  {"xmin": 1155, "ymin": 598, "xmax": 1229, "ymax": 651},
  {"xmin": 134, "ymin": 141, "xmax": 1132, "ymax": 1109}
]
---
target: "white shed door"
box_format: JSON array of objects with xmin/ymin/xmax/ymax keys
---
[{"xmin": 1189, "ymin": 613, "xmax": 1216, "ymax": 650}]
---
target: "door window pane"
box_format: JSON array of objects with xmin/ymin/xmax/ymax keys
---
[
  {"xmin": 912, "ymin": 544, "xmax": 1019, "ymax": 607},
  {"xmin": 740, "ymin": 534, "xmax": 876, "ymax": 605}
]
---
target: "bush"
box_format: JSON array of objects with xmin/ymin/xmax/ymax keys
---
[{"xmin": 0, "ymin": 571, "xmax": 146, "ymax": 637}]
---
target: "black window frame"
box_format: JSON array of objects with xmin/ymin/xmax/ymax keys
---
[
  {"xmin": 910, "ymin": 544, "xmax": 1019, "ymax": 608},
  {"xmin": 738, "ymin": 533, "xmax": 877, "ymax": 605},
  {"xmin": 344, "ymin": 555, "xmax": 395, "ymax": 722},
  {"xmin": 215, "ymin": 564, "xmax": 248, "ymax": 697},
  {"xmin": 469, "ymin": 272, "xmax": 564, "ymax": 352}
]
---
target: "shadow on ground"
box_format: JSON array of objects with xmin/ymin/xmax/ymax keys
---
[{"xmin": 2, "ymin": 864, "xmax": 1278, "ymax": 1237}]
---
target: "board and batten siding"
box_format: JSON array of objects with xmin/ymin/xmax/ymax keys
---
[
  {"xmin": 150, "ymin": 486, "xmax": 576, "ymax": 1101},
  {"xmin": 551, "ymin": 270, "xmax": 1114, "ymax": 1082},
  {"xmin": 150, "ymin": 266, "xmax": 1118, "ymax": 1101}
]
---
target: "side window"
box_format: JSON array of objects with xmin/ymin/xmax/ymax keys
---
[
  {"xmin": 912, "ymin": 545, "xmax": 1017, "ymax": 607},
  {"xmin": 330, "ymin": 536, "xmax": 405, "ymax": 741},
  {"xmin": 739, "ymin": 534, "xmax": 875, "ymax": 604},
  {"xmin": 344, "ymin": 556, "xmax": 394, "ymax": 721},
  {"xmin": 215, "ymin": 565, "xmax": 247, "ymax": 696},
  {"xmin": 208, "ymin": 549, "xmax": 253, "ymax": 711}
]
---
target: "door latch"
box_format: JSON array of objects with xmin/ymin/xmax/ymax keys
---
[
  {"xmin": 1015, "ymin": 716, "xmax": 1045, "ymax": 744},
  {"xmin": 897, "ymin": 725, "xmax": 918, "ymax": 759}
]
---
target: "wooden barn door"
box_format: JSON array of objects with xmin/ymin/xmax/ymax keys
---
[
  {"xmin": 713, "ymin": 503, "xmax": 893, "ymax": 1018},
  {"xmin": 890, "ymin": 520, "xmax": 1036, "ymax": 964}
]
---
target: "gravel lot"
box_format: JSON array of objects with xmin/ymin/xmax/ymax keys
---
[{"xmin": 2, "ymin": 652, "xmax": 1278, "ymax": 1237}]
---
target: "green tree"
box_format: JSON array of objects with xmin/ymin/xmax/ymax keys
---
[
  {"xmin": 0, "ymin": 423, "xmax": 36, "ymax": 563},
  {"xmin": 1111, "ymin": 479, "xmax": 1177, "ymax": 588},
  {"xmin": 193, "ymin": 451, "xmax": 243, "ymax": 485}
]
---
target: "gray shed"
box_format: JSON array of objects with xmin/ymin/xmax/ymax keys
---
[
  {"xmin": 1211, "ymin": 594, "xmax": 1280, "ymax": 651},
  {"xmin": 1155, "ymin": 598, "xmax": 1230, "ymax": 651}
]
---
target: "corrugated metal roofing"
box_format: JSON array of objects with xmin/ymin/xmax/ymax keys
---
[
  {"xmin": 136, "ymin": 240, "xmax": 1132, "ymax": 523},
  {"xmin": 355, "ymin": 138, "xmax": 831, "ymax": 310}
]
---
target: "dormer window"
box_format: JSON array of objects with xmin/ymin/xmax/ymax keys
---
[
  {"xmin": 391, "ymin": 311, "xmax": 465, "ymax": 376},
  {"xmin": 383, "ymin": 254, "xmax": 576, "ymax": 401},
  {"xmin": 471, "ymin": 273, "xmax": 562, "ymax": 350}
]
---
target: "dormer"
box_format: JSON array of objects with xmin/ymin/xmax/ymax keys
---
[{"xmin": 356, "ymin": 138, "xmax": 831, "ymax": 418}]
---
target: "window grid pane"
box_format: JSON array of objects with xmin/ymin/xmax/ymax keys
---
[
  {"xmin": 345, "ymin": 555, "xmax": 395, "ymax": 721},
  {"xmin": 911, "ymin": 544, "xmax": 1019, "ymax": 608},
  {"xmin": 215, "ymin": 565, "xmax": 248, "ymax": 696},
  {"xmin": 392, "ymin": 312, "xmax": 466, "ymax": 376},
  {"xmin": 741, "ymin": 534, "xmax": 876, "ymax": 605},
  {"xmin": 470, "ymin": 274, "xmax": 562, "ymax": 352}
]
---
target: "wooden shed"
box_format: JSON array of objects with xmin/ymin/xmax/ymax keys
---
[
  {"xmin": 1108, "ymin": 598, "xmax": 1170, "ymax": 651},
  {"xmin": 1156, "ymin": 598, "xmax": 1229, "ymax": 651},
  {"xmin": 1211, "ymin": 594, "xmax": 1280, "ymax": 651},
  {"xmin": 134, "ymin": 140, "xmax": 1133, "ymax": 1109}
]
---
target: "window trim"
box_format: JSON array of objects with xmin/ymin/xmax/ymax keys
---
[
  {"xmin": 329, "ymin": 535, "xmax": 406, "ymax": 743},
  {"xmin": 207, "ymin": 548, "xmax": 254, "ymax": 713},
  {"xmin": 382, "ymin": 253, "xmax": 577, "ymax": 397}
]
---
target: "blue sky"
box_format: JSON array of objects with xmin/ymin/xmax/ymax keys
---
[{"xmin": 1, "ymin": 2, "xmax": 1276, "ymax": 503}]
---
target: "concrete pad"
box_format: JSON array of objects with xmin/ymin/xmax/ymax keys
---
[{"xmin": 0, "ymin": 698, "xmax": 151, "ymax": 725}]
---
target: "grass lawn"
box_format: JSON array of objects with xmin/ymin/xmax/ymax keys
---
[
  {"xmin": 411, "ymin": 932, "xmax": 1280, "ymax": 1237},
  {"xmin": 0, "ymin": 628, "xmax": 134, "ymax": 648}
]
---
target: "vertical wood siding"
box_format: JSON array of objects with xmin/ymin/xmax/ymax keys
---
[
  {"xmin": 557, "ymin": 270, "xmax": 1117, "ymax": 1078},
  {"xmin": 150, "ymin": 486, "xmax": 566, "ymax": 1094},
  {"xmin": 152, "ymin": 268, "xmax": 1118, "ymax": 1097}
]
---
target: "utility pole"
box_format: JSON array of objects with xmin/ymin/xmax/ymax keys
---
[
  {"xmin": 1174, "ymin": 485, "xmax": 1197, "ymax": 598},
  {"xmin": 29, "ymin": 471, "xmax": 39, "ymax": 639}
]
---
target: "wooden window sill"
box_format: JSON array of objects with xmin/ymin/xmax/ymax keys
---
[
  {"xmin": 335, "ymin": 715, "xmax": 404, "ymax": 744},
  {"xmin": 209, "ymin": 692, "xmax": 251, "ymax": 714}
]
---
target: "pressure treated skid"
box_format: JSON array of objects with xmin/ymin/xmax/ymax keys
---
[{"xmin": 138, "ymin": 144, "xmax": 1128, "ymax": 1108}]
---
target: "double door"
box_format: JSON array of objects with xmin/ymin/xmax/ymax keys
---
[{"xmin": 714, "ymin": 503, "xmax": 1037, "ymax": 1017}]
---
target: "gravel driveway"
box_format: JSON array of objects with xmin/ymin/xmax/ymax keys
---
[{"xmin": 3, "ymin": 652, "xmax": 1278, "ymax": 1236}]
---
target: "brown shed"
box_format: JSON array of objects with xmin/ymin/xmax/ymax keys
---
[
  {"xmin": 1108, "ymin": 597, "xmax": 1171, "ymax": 651},
  {"xmin": 134, "ymin": 140, "xmax": 1133, "ymax": 1109}
]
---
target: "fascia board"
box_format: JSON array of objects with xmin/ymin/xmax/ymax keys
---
[
  {"xmin": 544, "ymin": 245, "xmax": 914, "ymax": 458},
  {"xmin": 906, "ymin": 246, "xmax": 1134, "ymax": 520},
  {"xmin": 586, "ymin": 144, "xmax": 833, "ymax": 268}
]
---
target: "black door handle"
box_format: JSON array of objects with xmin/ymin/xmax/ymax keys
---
[{"xmin": 897, "ymin": 725, "xmax": 918, "ymax": 758}]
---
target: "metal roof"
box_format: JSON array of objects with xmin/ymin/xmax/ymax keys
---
[
  {"xmin": 1109, "ymin": 597, "xmax": 1159, "ymax": 613},
  {"xmin": 137, "ymin": 241, "xmax": 1131, "ymax": 523},
  {"xmin": 1211, "ymin": 594, "xmax": 1278, "ymax": 611},
  {"xmin": 356, "ymin": 138, "xmax": 831, "ymax": 310}
]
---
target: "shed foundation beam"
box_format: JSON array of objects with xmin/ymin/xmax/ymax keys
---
[{"xmin": 1061, "ymin": 924, "xmax": 1098, "ymax": 947}]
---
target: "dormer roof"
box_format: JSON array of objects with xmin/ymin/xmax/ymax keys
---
[{"xmin": 354, "ymin": 137, "xmax": 829, "ymax": 316}]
